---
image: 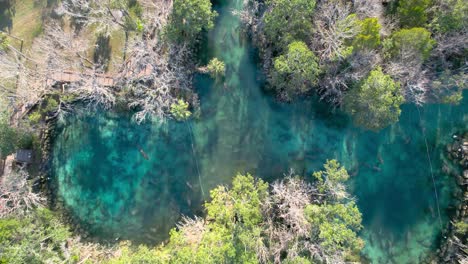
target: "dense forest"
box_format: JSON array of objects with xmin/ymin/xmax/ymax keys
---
[{"xmin": 0, "ymin": 0, "xmax": 467, "ymax": 263}]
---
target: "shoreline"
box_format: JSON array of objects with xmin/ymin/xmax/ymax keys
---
[{"xmin": 436, "ymin": 132, "xmax": 468, "ymax": 262}]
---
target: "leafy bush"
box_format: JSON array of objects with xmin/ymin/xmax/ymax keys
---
[
  {"xmin": 432, "ymin": 0, "xmax": 468, "ymax": 33},
  {"xmin": 170, "ymin": 99, "xmax": 191, "ymax": 121},
  {"xmin": 206, "ymin": 58, "xmax": 225, "ymax": 79},
  {"xmin": 0, "ymin": 208, "xmax": 72, "ymax": 264},
  {"xmin": 264, "ymin": 0, "xmax": 316, "ymax": 51},
  {"xmin": 344, "ymin": 67, "xmax": 404, "ymax": 130},
  {"xmin": 271, "ymin": 41, "xmax": 320, "ymax": 99},
  {"xmin": 353, "ymin": 18, "xmax": 381, "ymax": 51},
  {"xmin": 166, "ymin": 0, "xmax": 217, "ymax": 42},
  {"xmin": 397, "ymin": 0, "xmax": 432, "ymax": 27},
  {"xmin": 28, "ymin": 111, "xmax": 42, "ymax": 125},
  {"xmin": 383, "ymin": 27, "xmax": 435, "ymax": 61}
]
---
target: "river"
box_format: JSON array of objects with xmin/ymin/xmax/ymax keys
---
[{"xmin": 52, "ymin": 0, "xmax": 468, "ymax": 263}]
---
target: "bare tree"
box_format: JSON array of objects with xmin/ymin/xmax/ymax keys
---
[
  {"xmin": 260, "ymin": 176, "xmax": 347, "ymax": 264},
  {"xmin": 117, "ymin": 24, "xmax": 194, "ymax": 123},
  {"xmin": 176, "ymin": 216, "xmax": 206, "ymax": 245},
  {"xmin": 0, "ymin": 168, "xmax": 45, "ymax": 218},
  {"xmin": 312, "ymin": 0, "xmax": 360, "ymax": 62}
]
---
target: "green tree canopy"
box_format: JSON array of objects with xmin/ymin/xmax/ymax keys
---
[
  {"xmin": 271, "ymin": 41, "xmax": 320, "ymax": 99},
  {"xmin": 383, "ymin": 27, "xmax": 435, "ymax": 61},
  {"xmin": 0, "ymin": 117, "xmax": 32, "ymax": 159},
  {"xmin": 170, "ymin": 99, "xmax": 192, "ymax": 121},
  {"xmin": 166, "ymin": 0, "xmax": 217, "ymax": 42},
  {"xmin": 0, "ymin": 209, "xmax": 72, "ymax": 263},
  {"xmin": 344, "ymin": 67, "xmax": 404, "ymax": 131},
  {"xmin": 306, "ymin": 160, "xmax": 364, "ymax": 259},
  {"xmin": 353, "ymin": 18, "xmax": 381, "ymax": 51},
  {"xmin": 397, "ymin": 0, "xmax": 432, "ymax": 27},
  {"xmin": 164, "ymin": 174, "xmax": 268, "ymax": 263},
  {"xmin": 432, "ymin": 0, "xmax": 468, "ymax": 33},
  {"xmin": 306, "ymin": 202, "xmax": 364, "ymax": 256},
  {"xmin": 264, "ymin": 0, "xmax": 316, "ymax": 50},
  {"xmin": 206, "ymin": 58, "xmax": 225, "ymax": 80}
]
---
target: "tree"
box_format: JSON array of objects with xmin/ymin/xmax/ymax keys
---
[
  {"xmin": 305, "ymin": 202, "xmax": 363, "ymax": 258},
  {"xmin": 0, "ymin": 117, "xmax": 32, "ymax": 160},
  {"xmin": 353, "ymin": 18, "xmax": 381, "ymax": 51},
  {"xmin": 271, "ymin": 41, "xmax": 320, "ymax": 100},
  {"xmin": 313, "ymin": 159, "xmax": 350, "ymax": 201},
  {"xmin": 205, "ymin": 58, "xmax": 225, "ymax": 80},
  {"xmin": 263, "ymin": 0, "xmax": 316, "ymax": 51},
  {"xmin": 0, "ymin": 169, "xmax": 44, "ymax": 218},
  {"xmin": 170, "ymin": 99, "xmax": 192, "ymax": 121},
  {"xmin": 344, "ymin": 67, "xmax": 404, "ymax": 130},
  {"xmin": 431, "ymin": 0, "xmax": 467, "ymax": 33},
  {"xmin": 382, "ymin": 28, "xmax": 435, "ymax": 104},
  {"xmin": 397, "ymin": 0, "xmax": 431, "ymax": 28},
  {"xmin": 311, "ymin": 0, "xmax": 360, "ymax": 61},
  {"xmin": 164, "ymin": 174, "xmax": 268, "ymax": 263},
  {"xmin": 166, "ymin": 0, "xmax": 217, "ymax": 42},
  {"xmin": 383, "ymin": 27, "xmax": 435, "ymax": 61},
  {"xmin": 0, "ymin": 209, "xmax": 72, "ymax": 263}
]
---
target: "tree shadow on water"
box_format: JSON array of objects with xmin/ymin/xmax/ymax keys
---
[
  {"xmin": 0, "ymin": 0, "xmax": 16, "ymax": 32},
  {"xmin": 93, "ymin": 34, "xmax": 112, "ymax": 72}
]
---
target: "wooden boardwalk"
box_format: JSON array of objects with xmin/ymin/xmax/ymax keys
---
[
  {"xmin": 46, "ymin": 70, "xmax": 116, "ymax": 87},
  {"xmin": 45, "ymin": 64, "xmax": 154, "ymax": 88}
]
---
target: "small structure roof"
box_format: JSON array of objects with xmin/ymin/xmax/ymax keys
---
[{"xmin": 15, "ymin": 149, "xmax": 33, "ymax": 164}]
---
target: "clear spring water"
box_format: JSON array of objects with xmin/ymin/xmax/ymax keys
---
[{"xmin": 52, "ymin": 0, "xmax": 468, "ymax": 262}]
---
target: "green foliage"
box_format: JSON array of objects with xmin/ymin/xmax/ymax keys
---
[
  {"xmin": 205, "ymin": 174, "xmax": 268, "ymax": 228},
  {"xmin": 170, "ymin": 99, "xmax": 192, "ymax": 121},
  {"xmin": 0, "ymin": 32, "xmax": 9, "ymax": 51},
  {"xmin": 162, "ymin": 174, "xmax": 267, "ymax": 263},
  {"xmin": 43, "ymin": 97, "xmax": 59, "ymax": 113},
  {"xmin": 271, "ymin": 41, "xmax": 320, "ymax": 99},
  {"xmin": 0, "ymin": 117, "xmax": 32, "ymax": 158},
  {"xmin": 353, "ymin": 18, "xmax": 381, "ymax": 51},
  {"xmin": 442, "ymin": 91, "xmax": 463, "ymax": 105},
  {"xmin": 0, "ymin": 208, "xmax": 72, "ymax": 264},
  {"xmin": 313, "ymin": 159, "xmax": 349, "ymax": 195},
  {"xmin": 206, "ymin": 58, "xmax": 225, "ymax": 80},
  {"xmin": 306, "ymin": 202, "xmax": 364, "ymax": 255},
  {"xmin": 397, "ymin": 0, "xmax": 432, "ymax": 27},
  {"xmin": 344, "ymin": 67, "xmax": 404, "ymax": 130},
  {"xmin": 432, "ymin": 0, "xmax": 468, "ymax": 33},
  {"xmin": 166, "ymin": 0, "xmax": 217, "ymax": 42},
  {"xmin": 383, "ymin": 27, "xmax": 435, "ymax": 61},
  {"xmin": 106, "ymin": 0, "xmax": 145, "ymax": 32},
  {"xmin": 306, "ymin": 160, "xmax": 364, "ymax": 259},
  {"xmin": 264, "ymin": 0, "xmax": 316, "ymax": 50},
  {"xmin": 28, "ymin": 111, "xmax": 42, "ymax": 125},
  {"xmin": 106, "ymin": 242, "xmax": 166, "ymax": 264},
  {"xmin": 454, "ymin": 220, "xmax": 468, "ymax": 235}
]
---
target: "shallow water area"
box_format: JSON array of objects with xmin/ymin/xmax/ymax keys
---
[{"xmin": 52, "ymin": 0, "xmax": 468, "ymax": 262}]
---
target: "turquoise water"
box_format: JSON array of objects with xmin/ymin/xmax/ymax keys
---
[{"xmin": 52, "ymin": 0, "xmax": 468, "ymax": 262}]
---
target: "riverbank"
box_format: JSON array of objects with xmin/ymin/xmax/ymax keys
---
[{"xmin": 437, "ymin": 133, "xmax": 468, "ymax": 262}]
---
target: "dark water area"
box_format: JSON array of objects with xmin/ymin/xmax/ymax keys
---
[{"xmin": 52, "ymin": 0, "xmax": 468, "ymax": 262}]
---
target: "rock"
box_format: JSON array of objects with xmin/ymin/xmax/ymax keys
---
[
  {"xmin": 456, "ymin": 176, "xmax": 464, "ymax": 186},
  {"xmin": 464, "ymin": 170, "xmax": 468, "ymax": 179}
]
